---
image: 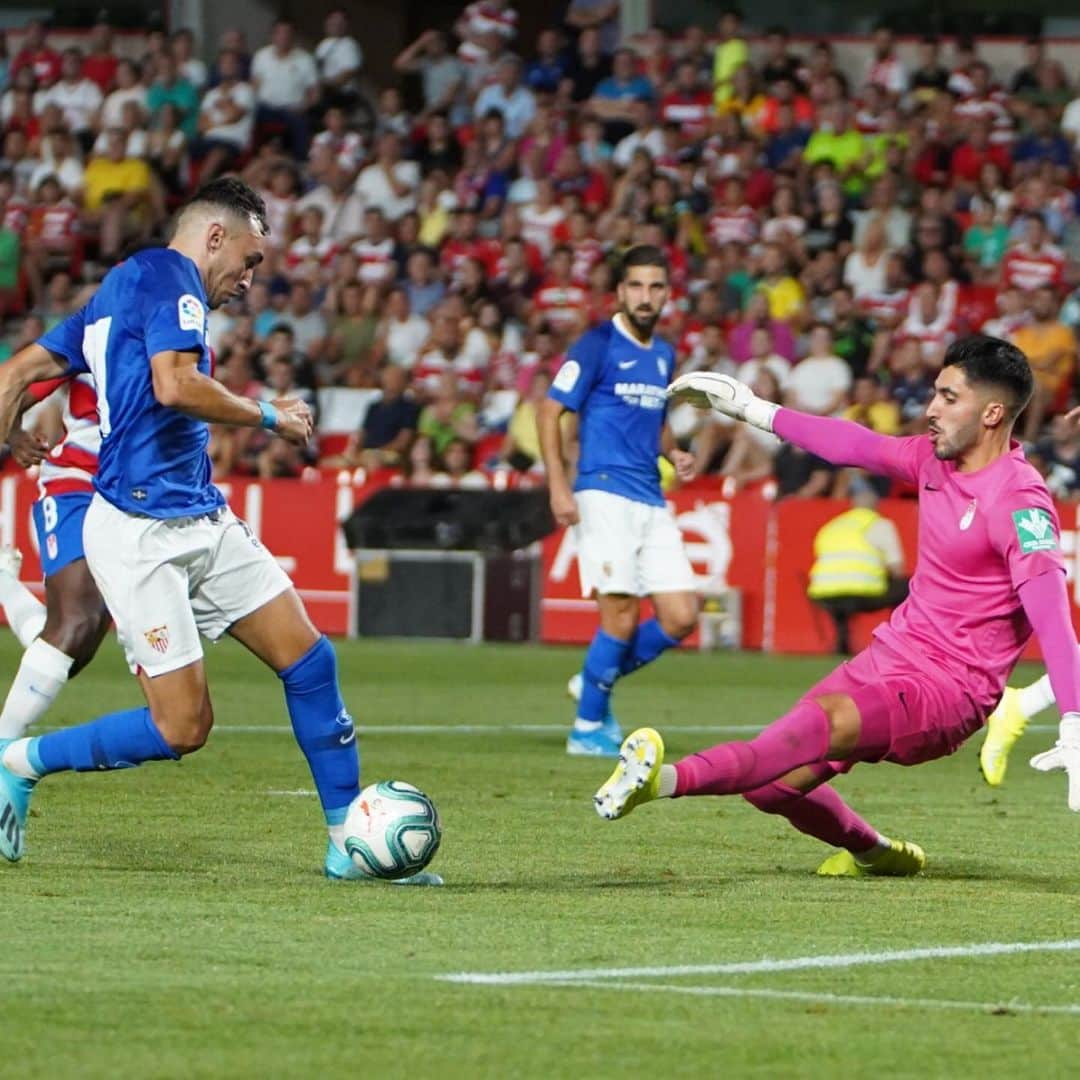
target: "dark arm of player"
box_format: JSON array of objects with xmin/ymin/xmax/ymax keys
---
[
  {"xmin": 1018, "ymin": 570, "xmax": 1080, "ymax": 716},
  {"xmin": 0, "ymin": 344, "xmax": 71, "ymax": 444},
  {"xmin": 150, "ymin": 349, "xmax": 312, "ymax": 445},
  {"xmin": 772, "ymin": 408, "xmax": 911, "ymax": 481}
]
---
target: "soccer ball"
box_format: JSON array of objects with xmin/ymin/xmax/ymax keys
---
[{"xmin": 343, "ymin": 781, "xmax": 442, "ymax": 880}]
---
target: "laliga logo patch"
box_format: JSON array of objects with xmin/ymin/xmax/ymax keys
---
[{"xmin": 177, "ymin": 293, "xmax": 205, "ymax": 334}]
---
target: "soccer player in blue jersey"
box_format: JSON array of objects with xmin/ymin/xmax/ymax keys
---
[
  {"xmin": 539, "ymin": 245, "xmax": 700, "ymax": 757},
  {"xmin": 0, "ymin": 178, "xmax": 439, "ymax": 883}
]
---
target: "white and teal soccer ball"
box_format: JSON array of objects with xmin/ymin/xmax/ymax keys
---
[{"xmin": 343, "ymin": 781, "xmax": 442, "ymax": 880}]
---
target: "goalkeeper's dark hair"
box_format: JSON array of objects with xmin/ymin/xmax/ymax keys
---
[
  {"xmin": 619, "ymin": 244, "xmax": 669, "ymax": 282},
  {"xmin": 942, "ymin": 334, "xmax": 1034, "ymax": 422},
  {"xmin": 181, "ymin": 177, "xmax": 269, "ymax": 237}
]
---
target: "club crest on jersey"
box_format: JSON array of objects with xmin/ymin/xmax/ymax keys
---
[
  {"xmin": 178, "ymin": 293, "xmax": 205, "ymax": 334},
  {"xmin": 144, "ymin": 625, "xmax": 169, "ymax": 654},
  {"xmin": 959, "ymin": 499, "xmax": 977, "ymax": 531},
  {"xmin": 1012, "ymin": 507, "xmax": 1057, "ymax": 553}
]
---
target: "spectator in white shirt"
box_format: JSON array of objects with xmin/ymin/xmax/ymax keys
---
[
  {"xmin": 171, "ymin": 29, "xmax": 208, "ymax": 92},
  {"xmin": 194, "ymin": 49, "xmax": 255, "ymax": 182},
  {"xmin": 379, "ymin": 287, "xmax": 431, "ymax": 368},
  {"xmin": 612, "ymin": 98, "xmax": 665, "ymax": 168},
  {"xmin": 355, "ymin": 132, "xmax": 420, "ymax": 222},
  {"xmin": 785, "ymin": 324, "xmax": 853, "ymax": 415},
  {"xmin": 297, "ymin": 164, "xmax": 366, "ymax": 245},
  {"xmin": 37, "ymin": 48, "xmax": 103, "ymax": 152},
  {"xmin": 251, "ymin": 18, "xmax": 319, "ymax": 156},
  {"xmin": 473, "ymin": 55, "xmax": 536, "ymax": 139},
  {"xmin": 315, "ymin": 8, "xmax": 363, "ymax": 112},
  {"xmin": 101, "ymin": 59, "xmax": 148, "ymax": 131}
]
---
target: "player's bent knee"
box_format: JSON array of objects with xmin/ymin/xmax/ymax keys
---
[
  {"xmin": 660, "ymin": 602, "xmax": 699, "ymax": 640},
  {"xmin": 812, "ymin": 693, "xmax": 862, "ymax": 757},
  {"xmin": 742, "ymin": 783, "xmax": 796, "ymax": 814},
  {"xmin": 152, "ymin": 702, "xmax": 214, "ymax": 755},
  {"xmin": 41, "ymin": 610, "xmax": 108, "ymax": 665}
]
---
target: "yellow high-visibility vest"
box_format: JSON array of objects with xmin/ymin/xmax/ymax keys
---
[{"xmin": 807, "ymin": 507, "xmax": 888, "ymax": 600}]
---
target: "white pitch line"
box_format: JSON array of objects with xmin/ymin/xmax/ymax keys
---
[
  {"xmin": 438, "ymin": 938, "xmax": 1080, "ymax": 986},
  {"xmin": 266, "ymin": 789, "xmax": 317, "ymax": 797},
  {"xmin": 536, "ymin": 979, "xmax": 1080, "ymax": 1017}
]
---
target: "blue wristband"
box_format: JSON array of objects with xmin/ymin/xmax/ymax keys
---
[{"xmin": 258, "ymin": 400, "xmax": 279, "ymax": 431}]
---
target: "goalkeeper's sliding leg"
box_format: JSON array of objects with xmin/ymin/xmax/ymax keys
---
[{"xmin": 979, "ymin": 675, "xmax": 1055, "ymax": 786}]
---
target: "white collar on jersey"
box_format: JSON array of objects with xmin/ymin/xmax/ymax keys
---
[{"xmin": 612, "ymin": 312, "xmax": 654, "ymax": 350}]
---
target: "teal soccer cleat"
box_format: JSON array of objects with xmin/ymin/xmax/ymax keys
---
[
  {"xmin": 323, "ymin": 840, "xmax": 444, "ymax": 886},
  {"xmin": 0, "ymin": 740, "xmax": 34, "ymax": 862}
]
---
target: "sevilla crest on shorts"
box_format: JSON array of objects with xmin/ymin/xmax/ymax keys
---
[{"xmin": 144, "ymin": 625, "xmax": 170, "ymax": 654}]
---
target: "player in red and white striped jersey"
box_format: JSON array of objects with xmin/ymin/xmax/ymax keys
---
[{"xmin": 0, "ymin": 372, "xmax": 112, "ymax": 741}]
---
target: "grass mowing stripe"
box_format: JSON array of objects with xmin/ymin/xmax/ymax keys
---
[
  {"xmin": 535, "ymin": 980, "xmax": 1080, "ymax": 1016},
  {"xmin": 438, "ymin": 938, "xmax": 1080, "ymax": 985}
]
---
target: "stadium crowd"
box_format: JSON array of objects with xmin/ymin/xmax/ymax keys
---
[{"xmin": 4, "ymin": 7, "xmax": 1080, "ymax": 496}]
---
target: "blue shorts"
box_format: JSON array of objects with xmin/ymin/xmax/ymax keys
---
[{"xmin": 32, "ymin": 492, "xmax": 92, "ymax": 578}]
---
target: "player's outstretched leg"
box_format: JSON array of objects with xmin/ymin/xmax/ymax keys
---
[
  {"xmin": 980, "ymin": 676, "xmax": 1053, "ymax": 786},
  {"xmin": 567, "ymin": 628, "xmax": 630, "ymax": 757},
  {"xmin": 0, "ymin": 548, "xmax": 46, "ymax": 648},
  {"xmin": 0, "ymin": 706, "xmax": 183, "ymax": 861},
  {"xmin": 0, "ymin": 559, "xmax": 111, "ymax": 739},
  {"xmin": 742, "ymin": 771, "xmax": 925, "ymax": 877}
]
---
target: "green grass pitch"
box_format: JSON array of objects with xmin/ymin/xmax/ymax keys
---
[{"xmin": 3, "ymin": 634, "xmax": 1078, "ymax": 1078}]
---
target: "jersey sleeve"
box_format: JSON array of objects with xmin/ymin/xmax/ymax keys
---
[
  {"xmin": 144, "ymin": 287, "xmax": 207, "ymax": 357},
  {"xmin": 36, "ymin": 306, "xmax": 88, "ymax": 374},
  {"xmin": 987, "ymin": 484, "xmax": 1066, "ymax": 592},
  {"xmin": 547, "ymin": 332, "xmax": 604, "ymax": 413}
]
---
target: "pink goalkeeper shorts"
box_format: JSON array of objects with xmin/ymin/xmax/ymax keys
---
[{"xmin": 801, "ymin": 637, "xmax": 987, "ymax": 772}]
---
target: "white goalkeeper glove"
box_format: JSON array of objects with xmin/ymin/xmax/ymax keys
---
[
  {"xmin": 667, "ymin": 372, "xmax": 779, "ymax": 433},
  {"xmin": 1030, "ymin": 713, "xmax": 1080, "ymax": 811}
]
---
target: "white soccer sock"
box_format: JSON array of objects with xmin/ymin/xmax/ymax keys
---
[
  {"xmin": 0, "ymin": 638, "xmax": 75, "ymax": 738},
  {"xmin": 0, "ymin": 572, "xmax": 46, "ymax": 648},
  {"xmin": 1, "ymin": 738, "xmax": 40, "ymax": 780},
  {"xmin": 572, "ymin": 718, "xmax": 604, "ymax": 733},
  {"xmin": 1018, "ymin": 674, "xmax": 1055, "ymax": 720},
  {"xmin": 658, "ymin": 764, "xmax": 677, "ymax": 798}
]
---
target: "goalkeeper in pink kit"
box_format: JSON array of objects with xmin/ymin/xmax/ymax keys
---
[{"xmin": 594, "ymin": 336, "xmax": 1080, "ymax": 876}]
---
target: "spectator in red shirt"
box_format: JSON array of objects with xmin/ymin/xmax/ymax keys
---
[
  {"xmin": 531, "ymin": 244, "xmax": 588, "ymax": 336},
  {"xmin": 1001, "ymin": 211, "xmax": 1066, "ymax": 293},
  {"xmin": 82, "ymin": 20, "xmax": 119, "ymax": 93},
  {"xmin": 660, "ymin": 59, "xmax": 713, "ymax": 140},
  {"xmin": 11, "ymin": 20, "xmax": 61, "ymax": 88},
  {"xmin": 948, "ymin": 116, "xmax": 1012, "ymax": 196}
]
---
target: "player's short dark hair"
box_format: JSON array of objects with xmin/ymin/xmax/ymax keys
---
[
  {"xmin": 185, "ymin": 177, "xmax": 269, "ymax": 236},
  {"xmin": 943, "ymin": 335, "xmax": 1034, "ymax": 422},
  {"xmin": 620, "ymin": 244, "xmax": 669, "ymax": 281}
]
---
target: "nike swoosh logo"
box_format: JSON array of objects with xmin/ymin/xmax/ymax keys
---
[
  {"xmin": 339, "ymin": 731, "xmax": 356, "ymax": 746},
  {"xmin": 924, "ymin": 483, "xmax": 940, "ymax": 491},
  {"xmin": 618, "ymin": 360, "xmax": 636, "ymax": 369}
]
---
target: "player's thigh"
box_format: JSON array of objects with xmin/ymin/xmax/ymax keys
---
[
  {"xmin": 190, "ymin": 510, "xmax": 304, "ymax": 666},
  {"xmin": 638, "ymin": 504, "xmax": 697, "ymax": 599},
  {"xmin": 81, "ymin": 495, "xmax": 203, "ymax": 677},
  {"xmin": 41, "ymin": 557, "xmax": 111, "ymax": 670},
  {"xmin": 573, "ymin": 490, "xmax": 644, "ymax": 598}
]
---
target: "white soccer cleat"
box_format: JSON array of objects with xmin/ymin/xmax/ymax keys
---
[{"xmin": 0, "ymin": 547, "xmax": 23, "ymax": 580}]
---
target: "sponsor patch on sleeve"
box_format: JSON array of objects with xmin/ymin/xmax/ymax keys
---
[
  {"xmin": 1012, "ymin": 508, "xmax": 1057, "ymax": 554},
  {"xmin": 177, "ymin": 294, "xmax": 205, "ymax": 334},
  {"xmin": 552, "ymin": 360, "xmax": 581, "ymax": 393}
]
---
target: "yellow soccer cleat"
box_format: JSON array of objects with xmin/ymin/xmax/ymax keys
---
[
  {"xmin": 979, "ymin": 687, "xmax": 1028, "ymax": 787},
  {"xmin": 593, "ymin": 727, "xmax": 665, "ymax": 820},
  {"xmin": 816, "ymin": 839, "xmax": 926, "ymax": 878}
]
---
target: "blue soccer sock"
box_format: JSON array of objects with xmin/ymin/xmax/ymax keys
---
[
  {"xmin": 17, "ymin": 706, "xmax": 179, "ymax": 777},
  {"xmin": 279, "ymin": 636, "xmax": 360, "ymax": 829},
  {"xmin": 577, "ymin": 630, "xmax": 632, "ymax": 726},
  {"xmin": 619, "ymin": 618, "xmax": 681, "ymax": 678}
]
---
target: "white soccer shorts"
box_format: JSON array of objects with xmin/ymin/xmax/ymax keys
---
[
  {"xmin": 573, "ymin": 489, "xmax": 697, "ymax": 598},
  {"xmin": 83, "ymin": 493, "xmax": 293, "ymax": 676}
]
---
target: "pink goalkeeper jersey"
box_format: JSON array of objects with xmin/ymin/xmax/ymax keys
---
[{"xmin": 858, "ymin": 435, "xmax": 1062, "ymax": 710}]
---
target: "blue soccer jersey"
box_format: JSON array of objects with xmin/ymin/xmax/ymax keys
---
[
  {"xmin": 547, "ymin": 317, "xmax": 674, "ymax": 508},
  {"xmin": 37, "ymin": 248, "xmax": 225, "ymax": 519}
]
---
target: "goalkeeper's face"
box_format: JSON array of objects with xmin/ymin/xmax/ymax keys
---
[
  {"xmin": 617, "ymin": 265, "xmax": 669, "ymax": 339},
  {"xmin": 926, "ymin": 366, "xmax": 1006, "ymax": 461}
]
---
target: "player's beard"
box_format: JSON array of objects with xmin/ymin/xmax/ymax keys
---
[
  {"xmin": 624, "ymin": 306, "xmax": 660, "ymax": 338},
  {"xmin": 930, "ymin": 418, "xmax": 978, "ymax": 461}
]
